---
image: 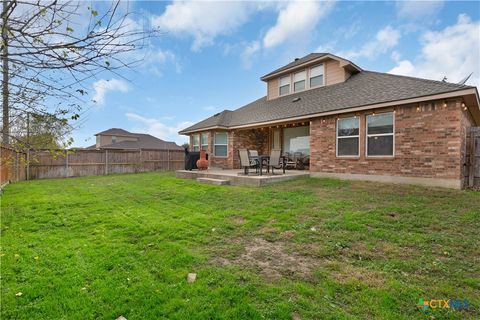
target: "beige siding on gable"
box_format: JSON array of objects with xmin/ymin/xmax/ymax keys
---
[
  {"xmin": 325, "ymin": 59, "xmax": 346, "ymax": 85},
  {"xmin": 267, "ymin": 78, "xmax": 279, "ymax": 100},
  {"xmin": 267, "ymin": 58, "xmax": 353, "ymax": 101}
]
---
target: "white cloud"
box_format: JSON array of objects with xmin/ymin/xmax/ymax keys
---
[
  {"xmin": 339, "ymin": 25, "xmax": 401, "ymax": 59},
  {"xmin": 152, "ymin": 1, "xmax": 254, "ymax": 51},
  {"xmin": 126, "ymin": 112, "xmax": 193, "ymax": 144},
  {"xmin": 142, "ymin": 48, "xmax": 182, "ymax": 75},
  {"xmin": 263, "ymin": 1, "xmax": 335, "ymax": 49},
  {"xmin": 389, "ymin": 14, "xmax": 480, "ymax": 86},
  {"xmin": 92, "ymin": 79, "xmax": 129, "ymax": 105},
  {"xmin": 241, "ymin": 40, "xmax": 261, "ymax": 68},
  {"xmin": 396, "ymin": 1, "xmax": 444, "ymax": 20}
]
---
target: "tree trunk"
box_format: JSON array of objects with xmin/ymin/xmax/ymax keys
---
[{"xmin": 2, "ymin": 0, "xmax": 9, "ymax": 145}]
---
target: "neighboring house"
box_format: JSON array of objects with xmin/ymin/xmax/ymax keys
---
[
  {"xmin": 87, "ymin": 128, "xmax": 182, "ymax": 150},
  {"xmin": 179, "ymin": 53, "xmax": 480, "ymax": 189}
]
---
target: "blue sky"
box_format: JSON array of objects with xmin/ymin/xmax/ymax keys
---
[{"xmin": 73, "ymin": 0, "xmax": 480, "ymax": 147}]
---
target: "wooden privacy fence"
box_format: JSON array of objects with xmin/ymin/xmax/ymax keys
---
[
  {"xmin": 0, "ymin": 146, "xmax": 185, "ymax": 182},
  {"xmin": 465, "ymin": 127, "xmax": 480, "ymax": 188},
  {"xmin": 0, "ymin": 146, "xmax": 27, "ymax": 186}
]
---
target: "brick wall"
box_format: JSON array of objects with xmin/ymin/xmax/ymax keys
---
[
  {"xmin": 232, "ymin": 129, "xmax": 269, "ymax": 168},
  {"xmin": 310, "ymin": 99, "xmax": 466, "ymax": 180}
]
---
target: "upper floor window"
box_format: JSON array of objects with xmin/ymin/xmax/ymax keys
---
[
  {"xmin": 201, "ymin": 133, "xmax": 209, "ymax": 151},
  {"xmin": 310, "ymin": 64, "xmax": 324, "ymax": 88},
  {"xmin": 279, "ymin": 76, "xmax": 290, "ymax": 96},
  {"xmin": 294, "ymin": 70, "xmax": 306, "ymax": 92},
  {"xmin": 336, "ymin": 117, "xmax": 360, "ymax": 157},
  {"xmin": 192, "ymin": 134, "xmax": 200, "ymax": 152},
  {"xmin": 112, "ymin": 136, "xmax": 117, "ymax": 144},
  {"xmin": 366, "ymin": 112, "xmax": 394, "ymax": 157}
]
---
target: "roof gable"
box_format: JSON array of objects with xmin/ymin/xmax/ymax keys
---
[{"xmin": 260, "ymin": 53, "xmax": 362, "ymax": 81}]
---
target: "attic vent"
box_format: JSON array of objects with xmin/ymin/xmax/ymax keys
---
[
  {"xmin": 292, "ymin": 97, "xmax": 301, "ymax": 103},
  {"xmin": 213, "ymin": 112, "xmax": 221, "ymax": 117},
  {"xmin": 294, "ymin": 58, "xmax": 300, "ymax": 61}
]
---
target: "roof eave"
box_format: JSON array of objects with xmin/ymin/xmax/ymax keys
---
[{"xmin": 178, "ymin": 125, "xmax": 229, "ymax": 135}]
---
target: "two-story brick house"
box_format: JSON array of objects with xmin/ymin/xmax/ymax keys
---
[
  {"xmin": 87, "ymin": 128, "xmax": 182, "ymax": 151},
  {"xmin": 179, "ymin": 53, "xmax": 480, "ymax": 189}
]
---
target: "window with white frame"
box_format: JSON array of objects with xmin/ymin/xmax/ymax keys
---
[
  {"xmin": 310, "ymin": 64, "xmax": 324, "ymax": 88},
  {"xmin": 336, "ymin": 117, "xmax": 360, "ymax": 156},
  {"xmin": 214, "ymin": 132, "xmax": 228, "ymax": 157},
  {"xmin": 192, "ymin": 134, "xmax": 200, "ymax": 152},
  {"xmin": 279, "ymin": 76, "xmax": 290, "ymax": 96},
  {"xmin": 366, "ymin": 112, "xmax": 394, "ymax": 156},
  {"xmin": 294, "ymin": 70, "xmax": 306, "ymax": 92},
  {"xmin": 201, "ymin": 133, "xmax": 209, "ymax": 151}
]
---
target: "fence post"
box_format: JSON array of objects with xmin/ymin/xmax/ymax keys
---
[
  {"xmin": 26, "ymin": 149, "xmax": 30, "ymax": 180},
  {"xmin": 15, "ymin": 151, "xmax": 19, "ymax": 182},
  {"xmin": 105, "ymin": 149, "xmax": 108, "ymax": 175},
  {"xmin": 65, "ymin": 150, "xmax": 69, "ymax": 178},
  {"xmin": 167, "ymin": 149, "xmax": 170, "ymax": 171}
]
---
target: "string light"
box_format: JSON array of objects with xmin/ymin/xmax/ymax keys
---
[{"xmin": 443, "ymin": 101, "xmax": 447, "ymax": 108}]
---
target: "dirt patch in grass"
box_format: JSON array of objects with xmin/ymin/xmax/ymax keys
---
[
  {"xmin": 229, "ymin": 215, "xmax": 246, "ymax": 225},
  {"xmin": 216, "ymin": 237, "xmax": 320, "ymax": 281},
  {"xmin": 326, "ymin": 262, "xmax": 387, "ymax": 288}
]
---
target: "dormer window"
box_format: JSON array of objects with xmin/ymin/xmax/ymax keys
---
[
  {"xmin": 279, "ymin": 76, "xmax": 290, "ymax": 96},
  {"xmin": 294, "ymin": 70, "xmax": 306, "ymax": 92},
  {"xmin": 310, "ymin": 64, "xmax": 324, "ymax": 88}
]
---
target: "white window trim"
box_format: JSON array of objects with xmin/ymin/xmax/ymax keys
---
[
  {"xmin": 309, "ymin": 64, "xmax": 324, "ymax": 88},
  {"xmin": 192, "ymin": 134, "xmax": 200, "ymax": 151},
  {"xmin": 336, "ymin": 117, "xmax": 360, "ymax": 158},
  {"xmin": 279, "ymin": 75, "xmax": 291, "ymax": 96},
  {"xmin": 201, "ymin": 133, "xmax": 209, "ymax": 151},
  {"xmin": 214, "ymin": 132, "xmax": 228, "ymax": 158},
  {"xmin": 365, "ymin": 112, "xmax": 395, "ymax": 158},
  {"xmin": 293, "ymin": 70, "xmax": 306, "ymax": 93}
]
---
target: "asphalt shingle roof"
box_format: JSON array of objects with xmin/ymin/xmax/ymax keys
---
[
  {"xmin": 180, "ymin": 70, "xmax": 473, "ymax": 133},
  {"xmin": 88, "ymin": 129, "xmax": 183, "ymax": 150},
  {"xmin": 261, "ymin": 53, "xmax": 328, "ymax": 79},
  {"xmin": 95, "ymin": 128, "xmax": 135, "ymax": 136}
]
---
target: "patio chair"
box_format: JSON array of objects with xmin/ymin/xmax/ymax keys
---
[
  {"xmin": 293, "ymin": 152, "xmax": 304, "ymax": 170},
  {"xmin": 266, "ymin": 149, "xmax": 285, "ymax": 175},
  {"xmin": 238, "ymin": 149, "xmax": 260, "ymax": 175},
  {"xmin": 283, "ymin": 152, "xmax": 296, "ymax": 169},
  {"xmin": 248, "ymin": 150, "xmax": 259, "ymax": 157},
  {"xmin": 249, "ymin": 149, "xmax": 268, "ymax": 167}
]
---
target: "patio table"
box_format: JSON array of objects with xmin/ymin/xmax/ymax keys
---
[{"xmin": 252, "ymin": 155, "xmax": 286, "ymax": 175}]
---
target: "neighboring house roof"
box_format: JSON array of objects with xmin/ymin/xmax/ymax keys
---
[
  {"xmin": 88, "ymin": 129, "xmax": 183, "ymax": 150},
  {"xmin": 95, "ymin": 128, "xmax": 135, "ymax": 137},
  {"xmin": 100, "ymin": 134, "xmax": 182, "ymax": 150},
  {"xmin": 180, "ymin": 70, "xmax": 476, "ymax": 134}
]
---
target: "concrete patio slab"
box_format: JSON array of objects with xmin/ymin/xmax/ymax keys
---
[{"xmin": 176, "ymin": 169, "xmax": 310, "ymax": 187}]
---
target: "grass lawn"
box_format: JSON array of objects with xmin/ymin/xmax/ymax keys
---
[{"xmin": 1, "ymin": 172, "xmax": 479, "ymax": 319}]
